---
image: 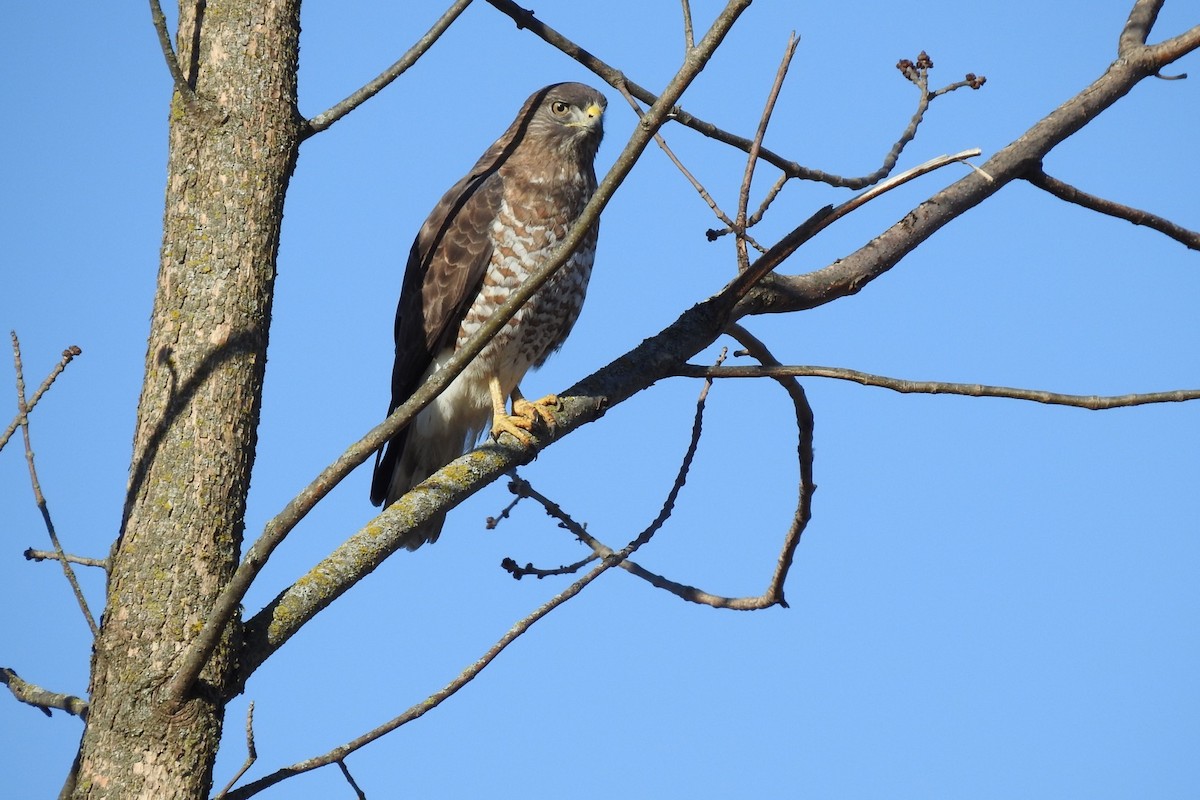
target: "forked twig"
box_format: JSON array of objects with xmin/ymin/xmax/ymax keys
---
[
  {"xmin": 734, "ymin": 32, "xmax": 799, "ymax": 269},
  {"xmin": 213, "ymin": 702, "xmax": 257, "ymax": 800},
  {"xmin": 1, "ymin": 344, "xmax": 81, "ymax": 453},
  {"xmin": 10, "ymin": 333, "xmax": 98, "ymax": 637}
]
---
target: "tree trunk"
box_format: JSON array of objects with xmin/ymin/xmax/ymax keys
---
[{"xmin": 73, "ymin": 2, "xmax": 301, "ymax": 797}]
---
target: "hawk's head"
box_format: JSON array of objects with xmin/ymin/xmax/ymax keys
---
[{"xmin": 522, "ymin": 82, "xmax": 607, "ymax": 162}]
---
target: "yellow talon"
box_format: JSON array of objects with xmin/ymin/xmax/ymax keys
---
[
  {"xmin": 512, "ymin": 393, "xmax": 561, "ymax": 429},
  {"xmin": 488, "ymin": 378, "xmax": 559, "ymax": 444}
]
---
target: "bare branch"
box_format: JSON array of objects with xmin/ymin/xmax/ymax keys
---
[
  {"xmin": 1025, "ymin": 166, "xmax": 1200, "ymax": 251},
  {"xmin": 1119, "ymin": 0, "xmax": 1164, "ymax": 52},
  {"xmin": 723, "ymin": 324, "xmax": 812, "ymax": 606},
  {"xmin": 213, "ymin": 702, "xmax": 257, "ymax": 800},
  {"xmin": 1143, "ymin": 23, "xmax": 1200, "ymax": 66},
  {"xmin": 0, "ymin": 344, "xmax": 81, "ymax": 454},
  {"xmin": 179, "ymin": 0, "xmax": 757, "ymax": 706},
  {"xmin": 502, "ymin": 552, "xmax": 599, "ymax": 579},
  {"xmin": 10, "ymin": 333, "xmax": 99, "ymax": 638},
  {"xmin": 147, "ymin": 0, "xmax": 199, "ymax": 110},
  {"xmin": 673, "ymin": 362, "xmax": 1200, "ymax": 410},
  {"xmin": 24, "ymin": 549, "xmax": 109, "ymax": 570},
  {"xmin": 0, "ymin": 667, "xmax": 88, "ymax": 720},
  {"xmin": 734, "ymin": 33, "xmax": 799, "ymax": 270},
  {"xmin": 681, "ymin": 0, "xmax": 695, "ymax": 50},
  {"xmin": 746, "ymin": 173, "xmax": 788, "ymax": 228},
  {"xmin": 303, "ymin": 0, "xmax": 474, "ymax": 137},
  {"xmin": 337, "ymin": 761, "xmax": 367, "ymax": 800}
]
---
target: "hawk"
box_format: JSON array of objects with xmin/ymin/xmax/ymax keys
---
[{"xmin": 371, "ymin": 82, "xmax": 607, "ymax": 549}]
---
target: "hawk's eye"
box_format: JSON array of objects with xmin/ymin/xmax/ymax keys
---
[{"xmin": 550, "ymin": 101, "xmax": 570, "ymax": 115}]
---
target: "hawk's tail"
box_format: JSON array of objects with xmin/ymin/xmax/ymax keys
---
[{"xmin": 371, "ymin": 408, "xmax": 469, "ymax": 550}]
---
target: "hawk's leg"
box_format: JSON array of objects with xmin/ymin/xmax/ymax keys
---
[{"xmin": 488, "ymin": 378, "xmax": 559, "ymax": 444}]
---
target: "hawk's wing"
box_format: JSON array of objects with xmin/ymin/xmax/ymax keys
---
[{"xmin": 369, "ymin": 142, "xmax": 510, "ymax": 506}]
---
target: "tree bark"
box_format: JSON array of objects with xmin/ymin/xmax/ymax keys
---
[{"xmin": 73, "ymin": 2, "xmax": 301, "ymax": 797}]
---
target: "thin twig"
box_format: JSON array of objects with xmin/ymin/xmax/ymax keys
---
[
  {"xmin": 338, "ymin": 761, "xmax": 368, "ymax": 800},
  {"xmin": 214, "ymin": 702, "xmax": 257, "ymax": 800},
  {"xmin": 747, "ymin": 173, "xmax": 788, "ymax": 228},
  {"xmin": 502, "ymin": 552, "xmax": 599, "ymax": 579},
  {"xmin": 616, "ymin": 82, "xmax": 739, "ymax": 235},
  {"xmin": 0, "ymin": 667, "xmax": 89, "ymax": 720},
  {"xmin": 1025, "ymin": 166, "xmax": 1200, "ymax": 251},
  {"xmin": 147, "ymin": 0, "xmax": 199, "ymax": 110},
  {"xmin": 681, "ymin": 0, "xmax": 695, "ymax": 50},
  {"xmin": 930, "ymin": 73, "xmax": 987, "ymax": 97},
  {"xmin": 304, "ymin": 0, "xmax": 473, "ymax": 137},
  {"xmin": 620, "ymin": 347, "xmax": 724, "ymax": 556},
  {"xmin": 725, "ymin": 324, "xmax": 812, "ymax": 607},
  {"xmin": 24, "ymin": 549, "xmax": 109, "ymax": 570},
  {"xmin": 734, "ymin": 32, "xmax": 799, "ymax": 270},
  {"xmin": 672, "ymin": 362, "xmax": 1200, "ymax": 410},
  {"xmin": 0, "ymin": 345, "xmax": 81, "ymax": 454},
  {"xmin": 11, "ymin": 334, "xmax": 99, "ymax": 638}
]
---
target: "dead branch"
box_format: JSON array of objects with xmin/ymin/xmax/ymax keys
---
[
  {"xmin": 672, "ymin": 363, "xmax": 1200, "ymax": 410},
  {"xmin": 0, "ymin": 667, "xmax": 88, "ymax": 720},
  {"xmin": 1, "ymin": 344, "xmax": 81, "ymax": 454},
  {"xmin": 303, "ymin": 0, "xmax": 474, "ymax": 137},
  {"xmin": 213, "ymin": 702, "xmax": 257, "ymax": 800},
  {"xmin": 10, "ymin": 333, "xmax": 98, "ymax": 638},
  {"xmin": 24, "ymin": 549, "xmax": 109, "ymax": 570},
  {"xmin": 734, "ymin": 32, "xmax": 799, "ymax": 270},
  {"xmin": 147, "ymin": 0, "xmax": 199, "ymax": 111},
  {"xmin": 1025, "ymin": 166, "xmax": 1200, "ymax": 251}
]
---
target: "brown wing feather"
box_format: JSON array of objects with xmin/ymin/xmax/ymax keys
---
[
  {"xmin": 370, "ymin": 85, "xmax": 586, "ymax": 507},
  {"xmin": 369, "ymin": 122, "xmax": 533, "ymax": 506}
]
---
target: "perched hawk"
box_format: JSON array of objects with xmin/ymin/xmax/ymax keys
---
[{"xmin": 371, "ymin": 82, "xmax": 607, "ymax": 549}]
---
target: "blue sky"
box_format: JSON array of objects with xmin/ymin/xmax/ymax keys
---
[{"xmin": 2, "ymin": 2, "xmax": 1198, "ymax": 798}]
